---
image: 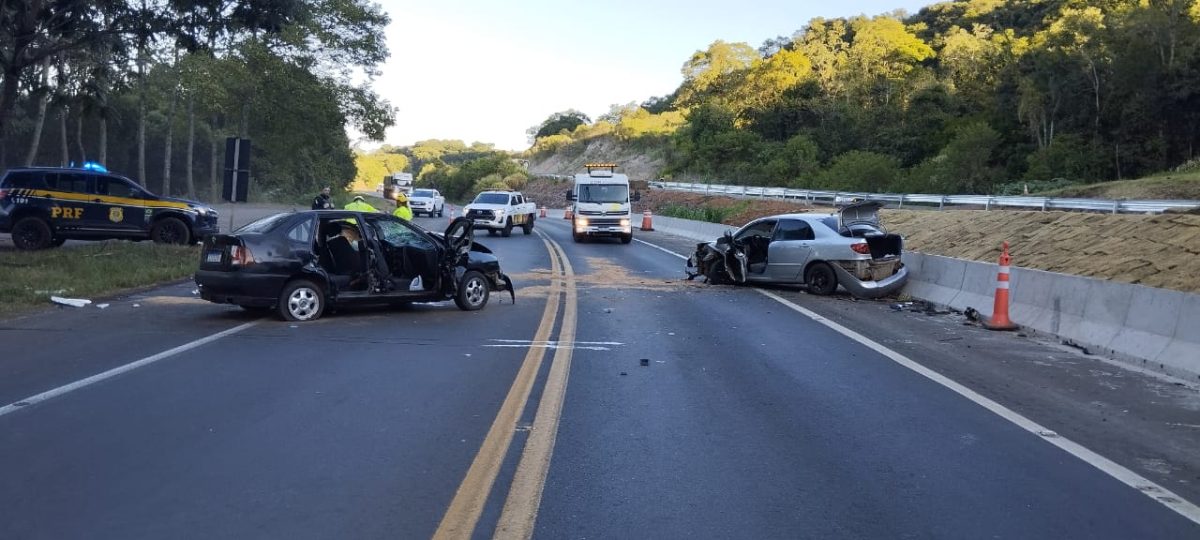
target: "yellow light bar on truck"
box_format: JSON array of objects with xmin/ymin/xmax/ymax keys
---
[{"xmin": 585, "ymin": 163, "xmax": 618, "ymax": 177}]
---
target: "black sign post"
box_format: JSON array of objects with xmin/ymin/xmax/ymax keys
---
[{"xmin": 222, "ymin": 137, "xmax": 251, "ymax": 202}]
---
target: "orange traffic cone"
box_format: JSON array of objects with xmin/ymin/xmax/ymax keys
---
[
  {"xmin": 564, "ymin": 206, "xmax": 573, "ymax": 220},
  {"xmin": 539, "ymin": 206, "xmax": 547, "ymax": 218},
  {"xmin": 640, "ymin": 209, "xmax": 654, "ymax": 231},
  {"xmin": 985, "ymin": 241, "xmax": 1018, "ymax": 331}
]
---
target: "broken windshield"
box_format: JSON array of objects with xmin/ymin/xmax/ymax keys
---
[{"xmin": 577, "ymin": 184, "xmax": 628, "ymax": 203}]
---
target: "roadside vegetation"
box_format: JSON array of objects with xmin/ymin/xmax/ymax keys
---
[
  {"xmin": 354, "ymin": 140, "xmax": 532, "ymax": 204},
  {"xmin": 527, "ymin": 1, "xmax": 1200, "ymax": 197},
  {"xmin": 0, "ymin": 242, "xmax": 199, "ymax": 318},
  {"xmin": 0, "ymin": 1, "xmax": 394, "ymax": 204}
]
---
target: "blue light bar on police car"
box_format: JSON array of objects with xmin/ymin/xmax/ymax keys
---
[{"xmin": 81, "ymin": 161, "xmax": 108, "ymax": 172}]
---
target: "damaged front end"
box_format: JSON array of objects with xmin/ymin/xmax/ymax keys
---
[{"xmin": 685, "ymin": 232, "xmax": 747, "ymax": 284}]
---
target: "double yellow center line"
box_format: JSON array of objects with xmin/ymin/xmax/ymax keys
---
[{"xmin": 434, "ymin": 231, "xmax": 578, "ymax": 540}]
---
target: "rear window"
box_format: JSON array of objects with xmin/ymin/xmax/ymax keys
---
[
  {"xmin": 45, "ymin": 173, "xmax": 88, "ymax": 193},
  {"xmin": 1, "ymin": 171, "xmax": 46, "ymax": 189},
  {"xmin": 236, "ymin": 213, "xmax": 291, "ymax": 233}
]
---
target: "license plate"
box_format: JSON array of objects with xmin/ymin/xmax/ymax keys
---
[{"xmin": 206, "ymin": 251, "xmax": 223, "ymax": 263}]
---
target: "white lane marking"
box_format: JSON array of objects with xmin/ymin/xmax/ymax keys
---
[
  {"xmin": 625, "ymin": 235, "xmax": 1200, "ymax": 525},
  {"xmin": 0, "ymin": 321, "xmax": 260, "ymax": 418},
  {"xmin": 632, "ymin": 237, "xmax": 689, "ymax": 260},
  {"xmin": 756, "ymin": 288, "xmax": 1200, "ymax": 525}
]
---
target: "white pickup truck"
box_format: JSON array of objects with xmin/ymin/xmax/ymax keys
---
[
  {"xmin": 408, "ymin": 188, "xmax": 445, "ymax": 217},
  {"xmin": 462, "ymin": 190, "xmax": 536, "ymax": 237}
]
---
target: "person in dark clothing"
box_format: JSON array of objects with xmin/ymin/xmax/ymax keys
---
[{"xmin": 312, "ymin": 187, "xmax": 334, "ymax": 210}]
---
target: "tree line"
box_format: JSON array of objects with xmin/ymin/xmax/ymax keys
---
[
  {"xmin": 354, "ymin": 140, "xmax": 528, "ymax": 202},
  {"xmin": 530, "ymin": 0, "xmax": 1200, "ymax": 195},
  {"xmin": 0, "ymin": 0, "xmax": 394, "ymax": 201}
]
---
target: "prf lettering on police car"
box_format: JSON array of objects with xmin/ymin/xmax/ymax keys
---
[{"xmin": 51, "ymin": 207, "xmax": 83, "ymax": 219}]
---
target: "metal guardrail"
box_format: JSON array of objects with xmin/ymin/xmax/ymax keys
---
[{"xmin": 646, "ymin": 181, "xmax": 1200, "ymax": 215}]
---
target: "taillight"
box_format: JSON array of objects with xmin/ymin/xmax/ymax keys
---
[
  {"xmin": 0, "ymin": 189, "xmax": 7, "ymax": 200},
  {"xmin": 230, "ymin": 245, "xmax": 256, "ymax": 266},
  {"xmin": 851, "ymin": 242, "xmax": 871, "ymax": 255}
]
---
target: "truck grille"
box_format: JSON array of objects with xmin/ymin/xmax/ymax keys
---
[
  {"xmin": 578, "ymin": 210, "xmax": 625, "ymax": 216},
  {"xmin": 467, "ymin": 209, "xmax": 495, "ymax": 220},
  {"xmin": 587, "ymin": 218, "xmax": 623, "ymax": 227}
]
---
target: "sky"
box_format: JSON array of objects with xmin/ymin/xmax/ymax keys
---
[{"xmin": 364, "ymin": 0, "xmax": 933, "ymax": 152}]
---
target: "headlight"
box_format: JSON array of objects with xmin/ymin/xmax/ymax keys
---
[
  {"xmin": 575, "ymin": 217, "xmax": 589, "ymax": 231},
  {"xmin": 619, "ymin": 218, "xmax": 630, "ymax": 228}
]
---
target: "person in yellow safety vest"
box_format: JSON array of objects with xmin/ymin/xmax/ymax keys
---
[
  {"xmin": 344, "ymin": 195, "xmax": 379, "ymax": 213},
  {"xmin": 393, "ymin": 192, "xmax": 413, "ymax": 221}
]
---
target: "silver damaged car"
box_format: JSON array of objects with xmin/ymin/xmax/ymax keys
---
[{"xmin": 685, "ymin": 202, "xmax": 908, "ymax": 298}]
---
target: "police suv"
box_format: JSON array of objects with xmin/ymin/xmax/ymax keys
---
[{"xmin": 0, "ymin": 164, "xmax": 220, "ymax": 250}]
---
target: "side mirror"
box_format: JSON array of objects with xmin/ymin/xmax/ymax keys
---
[{"xmin": 565, "ymin": 190, "xmax": 576, "ymax": 201}]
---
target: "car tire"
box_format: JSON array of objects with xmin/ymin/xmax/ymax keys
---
[
  {"xmin": 522, "ymin": 218, "xmax": 533, "ymax": 235},
  {"xmin": 620, "ymin": 234, "xmax": 632, "ymax": 244},
  {"xmin": 437, "ymin": 207, "xmax": 443, "ymax": 217},
  {"xmin": 278, "ymin": 279, "xmax": 325, "ymax": 321},
  {"xmin": 12, "ymin": 217, "xmax": 53, "ymax": 250},
  {"xmin": 487, "ymin": 229, "xmax": 497, "ymax": 236},
  {"xmin": 806, "ymin": 263, "xmax": 838, "ymax": 296},
  {"xmin": 150, "ymin": 217, "xmax": 190, "ymax": 245},
  {"xmin": 572, "ymin": 232, "xmax": 585, "ymax": 243},
  {"xmin": 51, "ymin": 237, "xmax": 68, "ymax": 247},
  {"xmin": 501, "ymin": 218, "xmax": 513, "ymax": 237},
  {"xmin": 454, "ymin": 271, "xmax": 489, "ymax": 311}
]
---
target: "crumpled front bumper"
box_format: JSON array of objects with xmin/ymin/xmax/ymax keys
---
[{"xmin": 830, "ymin": 263, "xmax": 909, "ymax": 299}]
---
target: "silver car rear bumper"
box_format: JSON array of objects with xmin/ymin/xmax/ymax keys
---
[{"xmin": 831, "ymin": 263, "xmax": 908, "ymax": 298}]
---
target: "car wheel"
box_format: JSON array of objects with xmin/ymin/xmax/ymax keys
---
[
  {"xmin": 12, "ymin": 217, "xmax": 53, "ymax": 250},
  {"xmin": 454, "ymin": 271, "xmax": 489, "ymax": 311},
  {"xmin": 487, "ymin": 229, "xmax": 497, "ymax": 236},
  {"xmin": 522, "ymin": 218, "xmax": 533, "ymax": 235},
  {"xmin": 572, "ymin": 232, "xmax": 585, "ymax": 243},
  {"xmin": 620, "ymin": 233, "xmax": 632, "ymax": 244},
  {"xmin": 150, "ymin": 217, "xmax": 190, "ymax": 245},
  {"xmin": 278, "ymin": 279, "xmax": 325, "ymax": 321},
  {"xmin": 501, "ymin": 218, "xmax": 513, "ymax": 237},
  {"xmin": 437, "ymin": 207, "xmax": 444, "ymax": 217},
  {"xmin": 806, "ymin": 263, "xmax": 838, "ymax": 295}
]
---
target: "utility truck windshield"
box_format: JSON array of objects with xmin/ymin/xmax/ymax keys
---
[{"xmin": 578, "ymin": 184, "xmax": 628, "ymax": 203}]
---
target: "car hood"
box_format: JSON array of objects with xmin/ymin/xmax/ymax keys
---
[
  {"xmin": 465, "ymin": 203, "xmax": 508, "ymax": 210},
  {"xmin": 838, "ymin": 201, "xmax": 882, "ymax": 231}
]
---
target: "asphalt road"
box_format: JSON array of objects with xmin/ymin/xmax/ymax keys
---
[{"xmin": 0, "ymin": 212, "xmax": 1197, "ymax": 539}]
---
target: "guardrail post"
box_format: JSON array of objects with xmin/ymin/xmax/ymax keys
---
[
  {"xmin": 1112, "ymin": 200, "xmax": 1120, "ymax": 214},
  {"xmin": 1041, "ymin": 198, "xmax": 1047, "ymax": 211},
  {"xmin": 898, "ymin": 195, "xmax": 904, "ymax": 209},
  {"xmin": 939, "ymin": 196, "xmax": 946, "ymax": 210},
  {"xmin": 985, "ymin": 197, "xmax": 991, "ymax": 211}
]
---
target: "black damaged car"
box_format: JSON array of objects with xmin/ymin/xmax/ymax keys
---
[{"xmin": 195, "ymin": 212, "xmax": 513, "ymax": 321}]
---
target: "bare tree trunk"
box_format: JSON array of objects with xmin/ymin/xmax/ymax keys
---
[
  {"xmin": 99, "ymin": 113, "xmax": 107, "ymax": 164},
  {"xmin": 59, "ymin": 105, "xmax": 69, "ymax": 166},
  {"xmin": 24, "ymin": 59, "xmax": 52, "ymax": 166},
  {"xmin": 210, "ymin": 114, "xmax": 220, "ymax": 201},
  {"xmin": 75, "ymin": 113, "xmax": 86, "ymax": 162},
  {"xmin": 162, "ymin": 54, "xmax": 180, "ymax": 197},
  {"xmin": 137, "ymin": 45, "xmax": 147, "ymax": 186},
  {"xmin": 186, "ymin": 93, "xmax": 195, "ymax": 199}
]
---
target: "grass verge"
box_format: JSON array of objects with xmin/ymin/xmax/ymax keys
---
[
  {"xmin": 1038, "ymin": 171, "xmax": 1200, "ymax": 199},
  {"xmin": 658, "ymin": 202, "xmax": 748, "ymax": 224},
  {"xmin": 0, "ymin": 241, "xmax": 200, "ymax": 318}
]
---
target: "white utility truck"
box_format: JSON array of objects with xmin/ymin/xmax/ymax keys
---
[{"xmin": 568, "ymin": 163, "xmax": 633, "ymax": 244}]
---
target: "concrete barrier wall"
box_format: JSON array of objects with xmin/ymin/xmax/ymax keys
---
[{"xmin": 904, "ymin": 252, "xmax": 1200, "ymax": 380}]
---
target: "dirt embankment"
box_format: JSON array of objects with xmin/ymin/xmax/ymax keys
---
[{"xmin": 527, "ymin": 136, "xmax": 666, "ymax": 182}]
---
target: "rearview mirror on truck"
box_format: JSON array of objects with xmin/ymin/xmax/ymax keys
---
[{"xmin": 565, "ymin": 189, "xmax": 576, "ymax": 201}]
